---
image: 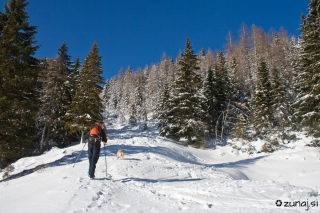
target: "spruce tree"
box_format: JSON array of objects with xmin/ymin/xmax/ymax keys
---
[
  {"xmin": 160, "ymin": 37, "xmax": 203, "ymax": 144},
  {"xmin": 54, "ymin": 42, "xmax": 75, "ymax": 145},
  {"xmin": 294, "ymin": 0, "xmax": 320, "ymax": 137},
  {"xmin": 110, "ymin": 77, "xmax": 119, "ymax": 111},
  {"xmin": 57, "ymin": 42, "xmax": 72, "ymax": 68},
  {"xmin": 202, "ymin": 67, "xmax": 219, "ymax": 133},
  {"xmin": 231, "ymin": 113, "xmax": 248, "ymax": 141},
  {"xmin": 0, "ymin": 0, "xmax": 40, "ymax": 168},
  {"xmin": 37, "ymin": 42, "xmax": 75, "ymax": 149},
  {"xmin": 157, "ymin": 82, "xmax": 173, "ymax": 136},
  {"xmin": 65, "ymin": 42, "xmax": 104, "ymax": 143},
  {"xmin": 214, "ymin": 51, "xmax": 237, "ymax": 138},
  {"xmin": 201, "ymin": 48, "xmax": 205, "ymax": 56},
  {"xmin": 251, "ymin": 60, "xmax": 274, "ymax": 136},
  {"xmin": 271, "ymin": 66, "xmax": 292, "ymax": 136},
  {"xmin": 216, "ymin": 51, "xmax": 230, "ymax": 99}
]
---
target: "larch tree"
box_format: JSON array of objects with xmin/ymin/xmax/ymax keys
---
[
  {"xmin": 129, "ymin": 68, "xmax": 147, "ymax": 126},
  {"xmin": 136, "ymin": 69, "xmax": 148, "ymax": 124},
  {"xmin": 37, "ymin": 58, "xmax": 65, "ymax": 153},
  {"xmin": 108, "ymin": 76, "xmax": 118, "ymax": 111},
  {"xmin": 238, "ymin": 24, "xmax": 254, "ymax": 96},
  {"xmin": 102, "ymin": 79, "xmax": 110, "ymax": 114}
]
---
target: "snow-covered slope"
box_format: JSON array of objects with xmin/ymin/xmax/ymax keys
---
[{"xmin": 0, "ymin": 121, "xmax": 319, "ymax": 213}]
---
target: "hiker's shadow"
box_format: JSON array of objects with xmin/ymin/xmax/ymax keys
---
[
  {"xmin": 0, "ymin": 151, "xmax": 79, "ymax": 183},
  {"xmin": 120, "ymin": 158, "xmax": 140, "ymax": 161},
  {"xmin": 94, "ymin": 178, "xmax": 110, "ymax": 181}
]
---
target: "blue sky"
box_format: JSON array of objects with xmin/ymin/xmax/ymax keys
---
[{"xmin": 1, "ymin": 0, "xmax": 309, "ymax": 80}]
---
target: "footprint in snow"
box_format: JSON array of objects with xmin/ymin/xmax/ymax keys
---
[{"xmin": 87, "ymin": 191, "xmax": 106, "ymax": 209}]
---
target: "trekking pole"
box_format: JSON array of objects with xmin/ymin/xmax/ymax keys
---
[
  {"xmin": 73, "ymin": 140, "xmax": 87, "ymax": 168},
  {"xmin": 104, "ymin": 143, "xmax": 107, "ymax": 177}
]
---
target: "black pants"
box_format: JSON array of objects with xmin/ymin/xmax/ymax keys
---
[{"xmin": 88, "ymin": 142, "xmax": 100, "ymax": 177}]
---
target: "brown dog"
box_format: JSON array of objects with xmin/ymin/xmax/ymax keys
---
[{"xmin": 116, "ymin": 149, "xmax": 124, "ymax": 160}]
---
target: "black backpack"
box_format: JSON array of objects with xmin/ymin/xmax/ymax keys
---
[{"xmin": 89, "ymin": 125, "xmax": 101, "ymax": 143}]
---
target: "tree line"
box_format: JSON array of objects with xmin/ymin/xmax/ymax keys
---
[
  {"xmin": 103, "ymin": 0, "xmax": 320, "ymax": 151},
  {"xmin": 0, "ymin": 0, "xmax": 104, "ymax": 169}
]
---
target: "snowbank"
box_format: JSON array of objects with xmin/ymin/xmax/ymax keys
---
[{"xmin": 0, "ymin": 121, "xmax": 319, "ymax": 212}]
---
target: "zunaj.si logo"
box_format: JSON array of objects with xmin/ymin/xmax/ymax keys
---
[
  {"xmin": 275, "ymin": 200, "xmax": 282, "ymax": 207},
  {"xmin": 275, "ymin": 199, "xmax": 319, "ymax": 211}
]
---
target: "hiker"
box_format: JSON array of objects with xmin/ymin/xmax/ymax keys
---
[{"xmin": 87, "ymin": 120, "xmax": 107, "ymax": 179}]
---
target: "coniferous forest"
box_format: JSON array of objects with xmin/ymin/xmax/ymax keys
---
[{"xmin": 1, "ymin": 0, "xmax": 320, "ymax": 169}]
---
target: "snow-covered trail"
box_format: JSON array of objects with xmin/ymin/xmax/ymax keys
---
[{"xmin": 0, "ymin": 121, "xmax": 319, "ymax": 212}]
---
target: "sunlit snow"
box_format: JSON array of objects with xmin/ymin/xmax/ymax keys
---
[{"xmin": 0, "ymin": 120, "xmax": 319, "ymax": 213}]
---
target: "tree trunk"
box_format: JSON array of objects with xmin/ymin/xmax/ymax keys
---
[
  {"xmin": 44, "ymin": 127, "xmax": 51, "ymax": 152},
  {"xmin": 187, "ymin": 135, "xmax": 192, "ymax": 145},
  {"xmin": 221, "ymin": 100, "xmax": 231, "ymax": 144},
  {"xmin": 80, "ymin": 131, "xmax": 85, "ymax": 144},
  {"xmin": 40, "ymin": 125, "xmax": 46, "ymax": 154}
]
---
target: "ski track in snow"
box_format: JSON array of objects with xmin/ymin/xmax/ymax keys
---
[{"xmin": 0, "ymin": 121, "xmax": 319, "ymax": 213}]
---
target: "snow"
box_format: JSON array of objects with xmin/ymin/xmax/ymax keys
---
[{"xmin": 0, "ymin": 120, "xmax": 319, "ymax": 213}]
